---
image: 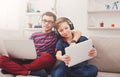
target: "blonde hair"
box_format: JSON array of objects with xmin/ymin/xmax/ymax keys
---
[{"xmin": 55, "ymin": 17, "xmax": 70, "ymax": 30}]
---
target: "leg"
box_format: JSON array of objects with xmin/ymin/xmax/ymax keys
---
[
  {"xmin": 51, "ymin": 62, "xmax": 67, "ymax": 77},
  {"xmin": 84, "ymin": 64, "xmax": 98, "ymax": 77},
  {"xmin": 30, "ymin": 69, "xmax": 48, "ymax": 77},
  {"xmin": 0, "ymin": 56, "xmax": 28, "ymax": 75},
  {"xmin": 0, "ymin": 55, "xmax": 49, "ymax": 77},
  {"xmin": 68, "ymin": 62, "xmax": 98, "ymax": 77},
  {"xmin": 77, "ymin": 64, "xmax": 98, "ymax": 77},
  {"xmin": 24, "ymin": 52, "xmax": 55, "ymax": 70}
]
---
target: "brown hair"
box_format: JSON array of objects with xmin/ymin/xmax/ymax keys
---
[{"xmin": 41, "ymin": 11, "xmax": 57, "ymax": 22}]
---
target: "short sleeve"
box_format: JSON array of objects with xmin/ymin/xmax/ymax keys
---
[{"xmin": 55, "ymin": 39, "xmax": 64, "ymax": 52}]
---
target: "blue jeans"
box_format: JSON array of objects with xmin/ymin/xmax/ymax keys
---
[
  {"xmin": 51, "ymin": 62, "xmax": 98, "ymax": 77},
  {"xmin": 51, "ymin": 62, "xmax": 67, "ymax": 77},
  {"xmin": 68, "ymin": 62, "xmax": 98, "ymax": 77}
]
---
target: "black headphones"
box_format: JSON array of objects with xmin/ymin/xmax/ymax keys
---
[
  {"xmin": 54, "ymin": 17, "xmax": 74, "ymax": 36},
  {"xmin": 65, "ymin": 17, "xmax": 74, "ymax": 30}
]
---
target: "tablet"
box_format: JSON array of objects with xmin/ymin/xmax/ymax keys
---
[{"xmin": 65, "ymin": 39, "xmax": 93, "ymax": 67}]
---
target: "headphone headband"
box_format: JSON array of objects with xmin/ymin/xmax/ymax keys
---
[{"xmin": 65, "ymin": 17, "xmax": 74, "ymax": 30}]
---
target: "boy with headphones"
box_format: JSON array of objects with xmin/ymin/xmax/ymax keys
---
[{"xmin": 51, "ymin": 17, "xmax": 98, "ymax": 77}]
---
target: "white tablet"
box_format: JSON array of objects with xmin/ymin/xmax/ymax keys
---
[{"xmin": 65, "ymin": 39, "xmax": 93, "ymax": 67}]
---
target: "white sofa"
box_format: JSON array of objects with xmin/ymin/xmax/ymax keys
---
[
  {"xmin": 1, "ymin": 36, "xmax": 120, "ymax": 77},
  {"xmin": 88, "ymin": 36, "xmax": 120, "ymax": 77}
]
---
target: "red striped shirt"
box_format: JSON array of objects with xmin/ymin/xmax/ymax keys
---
[{"xmin": 30, "ymin": 31, "xmax": 58, "ymax": 57}]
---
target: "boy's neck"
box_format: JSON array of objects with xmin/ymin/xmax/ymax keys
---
[
  {"xmin": 42, "ymin": 29, "xmax": 52, "ymax": 33},
  {"xmin": 66, "ymin": 34, "xmax": 73, "ymax": 44}
]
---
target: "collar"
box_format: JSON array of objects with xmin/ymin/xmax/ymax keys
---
[{"xmin": 63, "ymin": 38, "xmax": 67, "ymax": 43}]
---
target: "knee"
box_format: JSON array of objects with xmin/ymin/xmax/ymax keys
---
[
  {"xmin": 77, "ymin": 64, "xmax": 98, "ymax": 77},
  {"xmin": 52, "ymin": 62, "xmax": 66, "ymax": 77},
  {"xmin": 84, "ymin": 65, "xmax": 98, "ymax": 77},
  {"xmin": 56, "ymin": 62, "xmax": 66, "ymax": 69},
  {"xmin": 53, "ymin": 70, "xmax": 64, "ymax": 77},
  {"xmin": 90, "ymin": 65, "xmax": 98, "ymax": 76}
]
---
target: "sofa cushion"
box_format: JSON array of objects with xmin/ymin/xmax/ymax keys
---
[
  {"xmin": 0, "ymin": 40, "xmax": 7, "ymax": 55},
  {"xmin": 89, "ymin": 36, "xmax": 120, "ymax": 73},
  {"xmin": 97, "ymin": 72, "xmax": 120, "ymax": 77}
]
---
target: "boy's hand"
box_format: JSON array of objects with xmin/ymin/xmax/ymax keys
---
[
  {"xmin": 62, "ymin": 54, "xmax": 71, "ymax": 65},
  {"xmin": 88, "ymin": 48, "xmax": 97, "ymax": 57}
]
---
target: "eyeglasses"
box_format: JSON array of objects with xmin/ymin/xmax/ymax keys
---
[{"xmin": 42, "ymin": 19, "xmax": 54, "ymax": 24}]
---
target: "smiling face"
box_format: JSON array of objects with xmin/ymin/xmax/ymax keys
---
[
  {"xmin": 41, "ymin": 12, "xmax": 56, "ymax": 33},
  {"xmin": 41, "ymin": 15, "xmax": 55, "ymax": 33},
  {"xmin": 57, "ymin": 22, "xmax": 72, "ymax": 39}
]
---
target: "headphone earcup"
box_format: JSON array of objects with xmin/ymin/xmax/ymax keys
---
[
  {"xmin": 69, "ymin": 23, "xmax": 74, "ymax": 30},
  {"xmin": 66, "ymin": 17, "xmax": 74, "ymax": 30}
]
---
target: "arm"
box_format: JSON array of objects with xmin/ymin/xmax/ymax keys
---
[
  {"xmin": 71, "ymin": 30, "xmax": 82, "ymax": 43},
  {"xmin": 56, "ymin": 50, "xmax": 63, "ymax": 61},
  {"xmin": 56, "ymin": 50, "xmax": 70, "ymax": 65}
]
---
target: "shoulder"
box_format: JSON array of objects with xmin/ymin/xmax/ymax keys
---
[
  {"xmin": 78, "ymin": 36, "xmax": 88, "ymax": 43},
  {"xmin": 31, "ymin": 32, "xmax": 42, "ymax": 36},
  {"xmin": 57, "ymin": 39, "xmax": 64, "ymax": 45},
  {"xmin": 56, "ymin": 39, "xmax": 65, "ymax": 48},
  {"xmin": 56, "ymin": 39, "xmax": 65, "ymax": 51}
]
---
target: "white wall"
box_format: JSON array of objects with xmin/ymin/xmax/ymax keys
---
[
  {"xmin": 0, "ymin": 0, "xmax": 27, "ymax": 39},
  {"xmin": 56, "ymin": 0, "xmax": 120, "ymax": 37},
  {"xmin": 0, "ymin": 0, "xmax": 120, "ymax": 39},
  {"xmin": 56, "ymin": 0, "xmax": 88, "ymax": 36}
]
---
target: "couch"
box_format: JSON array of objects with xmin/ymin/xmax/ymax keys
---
[
  {"xmin": 88, "ymin": 36, "xmax": 120, "ymax": 77},
  {"xmin": 0, "ymin": 36, "xmax": 120, "ymax": 77}
]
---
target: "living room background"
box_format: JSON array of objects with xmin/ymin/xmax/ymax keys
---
[{"xmin": 0, "ymin": 0, "xmax": 119, "ymax": 39}]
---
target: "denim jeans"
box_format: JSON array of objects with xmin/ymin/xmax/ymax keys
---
[
  {"xmin": 51, "ymin": 61, "xmax": 98, "ymax": 77},
  {"xmin": 51, "ymin": 62, "xmax": 67, "ymax": 77},
  {"xmin": 68, "ymin": 63, "xmax": 98, "ymax": 77}
]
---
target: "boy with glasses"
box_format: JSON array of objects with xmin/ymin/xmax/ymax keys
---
[{"xmin": 0, "ymin": 12, "xmax": 81, "ymax": 77}]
